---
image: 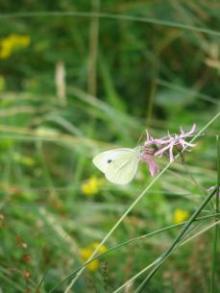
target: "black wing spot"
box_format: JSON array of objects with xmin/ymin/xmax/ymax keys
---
[{"xmin": 107, "ymin": 159, "xmax": 112, "ymax": 164}]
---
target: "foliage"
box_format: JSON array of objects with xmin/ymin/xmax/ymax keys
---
[{"xmin": 0, "ymin": 1, "xmax": 220, "ymax": 292}]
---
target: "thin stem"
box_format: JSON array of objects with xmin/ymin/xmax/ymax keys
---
[
  {"xmin": 87, "ymin": 0, "xmax": 99, "ymax": 96},
  {"xmin": 146, "ymin": 61, "xmax": 158, "ymax": 127},
  {"xmin": 180, "ymin": 220, "xmax": 220, "ymax": 247},
  {"xmin": 136, "ymin": 187, "xmax": 217, "ymax": 292},
  {"xmin": 210, "ymin": 136, "xmax": 220, "ymax": 292}
]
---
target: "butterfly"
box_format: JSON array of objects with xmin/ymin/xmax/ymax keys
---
[{"xmin": 92, "ymin": 147, "xmax": 142, "ymax": 185}]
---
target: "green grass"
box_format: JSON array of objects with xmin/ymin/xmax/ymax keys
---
[{"xmin": 0, "ymin": 1, "xmax": 220, "ymax": 292}]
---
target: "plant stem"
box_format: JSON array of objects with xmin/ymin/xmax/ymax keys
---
[
  {"xmin": 210, "ymin": 136, "xmax": 220, "ymax": 293},
  {"xmin": 136, "ymin": 187, "xmax": 217, "ymax": 293},
  {"xmin": 87, "ymin": 0, "xmax": 99, "ymax": 97}
]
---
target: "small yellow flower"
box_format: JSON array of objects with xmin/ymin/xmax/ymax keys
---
[
  {"xmin": 80, "ymin": 242, "xmax": 107, "ymax": 272},
  {"xmin": 0, "ymin": 34, "xmax": 30, "ymax": 59},
  {"xmin": 173, "ymin": 209, "xmax": 189, "ymax": 224},
  {"xmin": 91, "ymin": 242, "xmax": 107, "ymax": 254},
  {"xmin": 81, "ymin": 176, "xmax": 103, "ymax": 196}
]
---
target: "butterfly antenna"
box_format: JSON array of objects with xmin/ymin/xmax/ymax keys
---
[{"xmin": 136, "ymin": 129, "xmax": 146, "ymax": 147}]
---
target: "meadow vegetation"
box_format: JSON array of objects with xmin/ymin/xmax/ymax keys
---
[{"xmin": 0, "ymin": 1, "xmax": 220, "ymax": 292}]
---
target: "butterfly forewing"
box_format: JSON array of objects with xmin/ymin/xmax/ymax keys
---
[{"xmin": 93, "ymin": 148, "xmax": 141, "ymax": 185}]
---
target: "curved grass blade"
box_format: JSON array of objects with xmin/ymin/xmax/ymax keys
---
[{"xmin": 0, "ymin": 11, "xmax": 220, "ymax": 38}]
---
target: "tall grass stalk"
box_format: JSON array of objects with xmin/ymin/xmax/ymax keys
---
[
  {"xmin": 87, "ymin": 0, "xmax": 99, "ymax": 96},
  {"xmin": 64, "ymin": 112, "xmax": 220, "ymax": 292},
  {"xmin": 210, "ymin": 136, "xmax": 220, "ymax": 292}
]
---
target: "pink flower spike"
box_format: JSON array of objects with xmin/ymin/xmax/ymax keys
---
[
  {"xmin": 180, "ymin": 123, "xmax": 196, "ymax": 138},
  {"xmin": 145, "ymin": 124, "xmax": 197, "ymax": 163},
  {"xmin": 143, "ymin": 124, "xmax": 196, "ymax": 170},
  {"xmin": 169, "ymin": 142, "xmax": 175, "ymax": 162},
  {"xmin": 144, "ymin": 130, "xmax": 156, "ymax": 146},
  {"xmin": 148, "ymin": 156, "xmax": 160, "ymax": 176},
  {"xmin": 155, "ymin": 144, "xmax": 171, "ymax": 157},
  {"xmin": 140, "ymin": 149, "xmax": 159, "ymax": 176},
  {"xmin": 179, "ymin": 138, "xmax": 196, "ymax": 148}
]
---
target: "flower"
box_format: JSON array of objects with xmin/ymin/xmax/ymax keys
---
[
  {"xmin": 143, "ymin": 124, "xmax": 196, "ymax": 164},
  {"xmin": 154, "ymin": 124, "xmax": 196, "ymax": 162},
  {"xmin": 140, "ymin": 146, "xmax": 159, "ymax": 176},
  {"xmin": 140, "ymin": 124, "xmax": 196, "ymax": 176},
  {"xmin": 80, "ymin": 242, "xmax": 107, "ymax": 272},
  {"xmin": 0, "ymin": 34, "xmax": 30, "ymax": 59},
  {"xmin": 173, "ymin": 209, "xmax": 189, "ymax": 224},
  {"xmin": 81, "ymin": 176, "xmax": 103, "ymax": 196}
]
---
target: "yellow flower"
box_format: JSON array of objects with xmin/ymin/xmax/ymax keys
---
[
  {"xmin": 81, "ymin": 176, "xmax": 103, "ymax": 196},
  {"xmin": 80, "ymin": 242, "xmax": 107, "ymax": 272},
  {"xmin": 0, "ymin": 34, "xmax": 30, "ymax": 59},
  {"xmin": 173, "ymin": 209, "xmax": 189, "ymax": 224}
]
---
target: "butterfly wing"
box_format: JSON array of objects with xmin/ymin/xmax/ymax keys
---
[{"xmin": 93, "ymin": 148, "xmax": 140, "ymax": 185}]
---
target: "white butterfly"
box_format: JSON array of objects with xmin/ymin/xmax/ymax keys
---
[{"xmin": 92, "ymin": 147, "xmax": 142, "ymax": 185}]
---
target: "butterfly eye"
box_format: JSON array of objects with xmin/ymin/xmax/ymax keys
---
[{"xmin": 107, "ymin": 159, "xmax": 112, "ymax": 164}]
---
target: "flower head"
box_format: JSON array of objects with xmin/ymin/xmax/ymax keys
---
[
  {"xmin": 145, "ymin": 124, "xmax": 196, "ymax": 163},
  {"xmin": 0, "ymin": 34, "xmax": 30, "ymax": 59},
  {"xmin": 80, "ymin": 242, "xmax": 107, "ymax": 272},
  {"xmin": 140, "ymin": 124, "xmax": 196, "ymax": 176},
  {"xmin": 140, "ymin": 146, "xmax": 159, "ymax": 176},
  {"xmin": 81, "ymin": 176, "xmax": 103, "ymax": 196},
  {"xmin": 154, "ymin": 124, "xmax": 196, "ymax": 162},
  {"xmin": 173, "ymin": 208, "xmax": 189, "ymax": 224}
]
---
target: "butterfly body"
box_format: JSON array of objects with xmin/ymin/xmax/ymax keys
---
[{"xmin": 92, "ymin": 147, "xmax": 141, "ymax": 185}]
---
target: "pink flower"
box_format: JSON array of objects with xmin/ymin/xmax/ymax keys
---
[
  {"xmin": 153, "ymin": 124, "xmax": 196, "ymax": 162},
  {"xmin": 141, "ymin": 124, "xmax": 196, "ymax": 176},
  {"xmin": 140, "ymin": 146, "xmax": 159, "ymax": 176}
]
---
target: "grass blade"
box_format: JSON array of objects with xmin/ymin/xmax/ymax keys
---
[
  {"xmin": 0, "ymin": 11, "xmax": 220, "ymax": 37},
  {"xmin": 210, "ymin": 135, "xmax": 220, "ymax": 292}
]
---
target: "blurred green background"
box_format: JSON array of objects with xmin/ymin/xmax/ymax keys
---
[{"xmin": 0, "ymin": 1, "xmax": 220, "ymax": 292}]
